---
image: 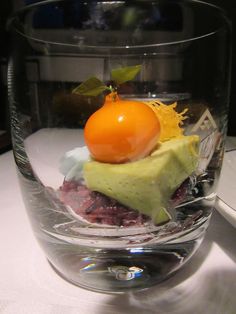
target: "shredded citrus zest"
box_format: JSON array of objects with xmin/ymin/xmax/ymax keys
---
[{"xmin": 144, "ymin": 100, "xmax": 188, "ymax": 142}]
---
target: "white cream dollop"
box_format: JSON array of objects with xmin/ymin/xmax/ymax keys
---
[{"xmin": 59, "ymin": 146, "xmax": 90, "ymax": 181}]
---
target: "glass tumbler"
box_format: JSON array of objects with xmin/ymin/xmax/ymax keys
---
[{"xmin": 8, "ymin": 0, "xmax": 231, "ymax": 293}]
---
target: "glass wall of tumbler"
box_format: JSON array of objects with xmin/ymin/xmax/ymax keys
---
[{"xmin": 8, "ymin": 0, "xmax": 231, "ymax": 293}]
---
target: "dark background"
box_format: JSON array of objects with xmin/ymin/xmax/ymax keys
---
[{"xmin": 0, "ymin": 0, "xmax": 235, "ymax": 152}]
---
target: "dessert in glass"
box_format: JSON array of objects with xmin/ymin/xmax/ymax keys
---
[{"xmin": 8, "ymin": 0, "xmax": 231, "ymax": 292}]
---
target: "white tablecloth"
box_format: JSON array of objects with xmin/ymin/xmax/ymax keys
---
[{"xmin": 0, "ymin": 151, "xmax": 235, "ymax": 314}]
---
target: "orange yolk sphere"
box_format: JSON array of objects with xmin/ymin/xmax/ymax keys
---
[{"xmin": 84, "ymin": 96, "xmax": 161, "ymax": 163}]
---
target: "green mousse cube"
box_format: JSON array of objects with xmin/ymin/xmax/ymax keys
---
[{"xmin": 83, "ymin": 135, "xmax": 199, "ymax": 224}]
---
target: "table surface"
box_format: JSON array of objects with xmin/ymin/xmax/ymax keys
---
[{"xmin": 0, "ymin": 150, "xmax": 235, "ymax": 314}]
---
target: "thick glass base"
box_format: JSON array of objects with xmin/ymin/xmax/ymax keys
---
[{"xmin": 43, "ymin": 236, "xmax": 204, "ymax": 293}]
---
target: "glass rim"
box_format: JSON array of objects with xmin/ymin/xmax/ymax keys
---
[{"xmin": 8, "ymin": 0, "xmax": 231, "ymax": 50}]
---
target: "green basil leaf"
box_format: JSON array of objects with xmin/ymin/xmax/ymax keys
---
[
  {"xmin": 72, "ymin": 77, "xmax": 110, "ymax": 96},
  {"xmin": 111, "ymin": 65, "xmax": 141, "ymax": 85}
]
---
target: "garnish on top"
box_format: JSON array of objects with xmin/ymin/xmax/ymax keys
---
[
  {"xmin": 72, "ymin": 65, "xmax": 142, "ymax": 96},
  {"xmin": 145, "ymin": 100, "xmax": 188, "ymax": 142},
  {"xmin": 73, "ymin": 65, "xmax": 188, "ymax": 164},
  {"xmin": 84, "ymin": 92, "xmax": 161, "ymax": 163}
]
